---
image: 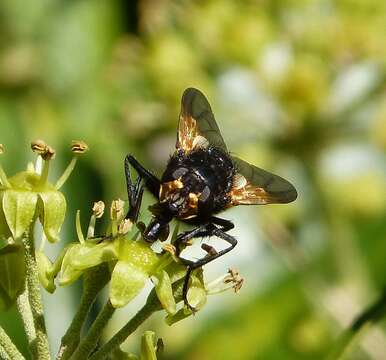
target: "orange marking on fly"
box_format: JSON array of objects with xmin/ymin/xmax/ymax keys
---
[
  {"xmin": 159, "ymin": 178, "xmax": 184, "ymax": 203},
  {"xmin": 188, "ymin": 192, "xmax": 200, "ymax": 209},
  {"xmin": 178, "ymin": 115, "xmax": 198, "ymax": 152},
  {"xmin": 179, "ymin": 192, "xmax": 201, "ymax": 220},
  {"xmin": 228, "ymin": 174, "xmax": 270, "ymax": 206}
]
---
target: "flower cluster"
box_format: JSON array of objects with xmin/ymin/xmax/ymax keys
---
[
  {"xmin": 55, "ymin": 198, "xmax": 243, "ymax": 320},
  {"xmin": 0, "ymin": 139, "xmax": 244, "ymax": 360}
]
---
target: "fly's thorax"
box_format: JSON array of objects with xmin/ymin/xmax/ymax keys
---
[{"xmin": 160, "ymin": 147, "xmax": 235, "ymax": 219}]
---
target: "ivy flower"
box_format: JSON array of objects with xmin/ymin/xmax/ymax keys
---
[
  {"xmin": 0, "ymin": 140, "xmax": 87, "ymax": 308},
  {"xmin": 0, "ymin": 140, "xmax": 88, "ymax": 245},
  {"xmin": 58, "ymin": 199, "xmax": 244, "ymax": 321}
]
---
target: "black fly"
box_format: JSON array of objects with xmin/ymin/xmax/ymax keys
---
[{"xmin": 124, "ymin": 88, "xmax": 297, "ymax": 309}]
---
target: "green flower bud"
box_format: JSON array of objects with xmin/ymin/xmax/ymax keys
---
[
  {"xmin": 165, "ymin": 307, "xmax": 192, "ymax": 326},
  {"xmin": 36, "ymin": 251, "xmax": 56, "ymax": 293},
  {"xmin": 186, "ymin": 273, "xmax": 207, "ymax": 311},
  {"xmin": 110, "ymin": 348, "xmax": 138, "ymax": 360},
  {"xmin": 0, "ymin": 248, "xmax": 25, "ymax": 310},
  {"xmin": 140, "ymin": 331, "xmax": 158, "ymax": 360},
  {"xmin": 152, "ymin": 270, "xmax": 176, "ymax": 315},
  {"xmin": 110, "ymin": 260, "xmax": 148, "ymax": 308},
  {"xmin": 59, "ymin": 244, "xmax": 84, "ymax": 286}
]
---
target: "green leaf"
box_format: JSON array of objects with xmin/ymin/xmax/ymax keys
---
[
  {"xmin": 3, "ymin": 189, "xmax": 37, "ymax": 240},
  {"xmin": 39, "ymin": 190, "xmax": 66, "ymax": 243},
  {"xmin": 0, "ymin": 249, "xmax": 25, "ymax": 310},
  {"xmin": 152, "ymin": 270, "xmax": 176, "ymax": 315},
  {"xmin": 110, "ymin": 260, "xmax": 148, "ymax": 308},
  {"xmin": 36, "ymin": 251, "xmax": 56, "ymax": 293},
  {"xmin": 140, "ymin": 331, "xmax": 157, "ymax": 360}
]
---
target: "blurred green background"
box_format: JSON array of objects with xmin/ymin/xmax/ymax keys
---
[{"xmin": 0, "ymin": 0, "xmax": 386, "ymax": 359}]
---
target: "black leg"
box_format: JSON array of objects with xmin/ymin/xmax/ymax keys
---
[
  {"xmin": 125, "ymin": 156, "xmax": 143, "ymax": 222},
  {"xmin": 176, "ymin": 217, "xmax": 237, "ymax": 310},
  {"xmin": 124, "ymin": 154, "xmax": 161, "ymax": 222},
  {"xmin": 125, "ymin": 155, "xmax": 161, "ymax": 198},
  {"xmin": 174, "ymin": 223, "xmax": 211, "ymax": 256},
  {"xmin": 175, "ymin": 217, "xmax": 234, "ymax": 255}
]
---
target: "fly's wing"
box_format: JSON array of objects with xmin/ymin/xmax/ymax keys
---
[
  {"xmin": 177, "ymin": 88, "xmax": 228, "ymax": 152},
  {"xmin": 230, "ymin": 157, "xmax": 297, "ymax": 205}
]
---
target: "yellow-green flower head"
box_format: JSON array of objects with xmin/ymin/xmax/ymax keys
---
[
  {"xmin": 58, "ymin": 203, "xmax": 207, "ymax": 315},
  {"xmin": 0, "ymin": 140, "xmax": 87, "ymax": 244},
  {"xmin": 0, "ymin": 140, "xmax": 87, "ymax": 308}
]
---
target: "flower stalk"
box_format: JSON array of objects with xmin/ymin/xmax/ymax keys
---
[
  {"xmin": 22, "ymin": 233, "xmax": 51, "ymax": 360},
  {"xmin": 57, "ymin": 264, "xmax": 110, "ymax": 360},
  {"xmin": 71, "ymin": 300, "xmax": 116, "ymax": 360},
  {"xmin": 0, "ymin": 325, "xmax": 25, "ymax": 360},
  {"xmin": 328, "ymin": 286, "xmax": 386, "ymax": 360},
  {"xmin": 16, "ymin": 287, "xmax": 36, "ymax": 357},
  {"xmin": 89, "ymin": 279, "xmax": 185, "ymax": 360}
]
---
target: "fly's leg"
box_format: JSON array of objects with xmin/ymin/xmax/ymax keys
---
[
  {"xmin": 175, "ymin": 217, "xmax": 236, "ymax": 311},
  {"xmin": 124, "ymin": 154, "xmax": 161, "ymax": 222}
]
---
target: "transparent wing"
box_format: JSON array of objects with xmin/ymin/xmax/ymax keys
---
[
  {"xmin": 177, "ymin": 88, "xmax": 227, "ymax": 152},
  {"xmin": 230, "ymin": 156, "xmax": 297, "ymax": 205}
]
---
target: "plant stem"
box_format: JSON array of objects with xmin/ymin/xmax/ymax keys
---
[
  {"xmin": 57, "ymin": 265, "xmax": 110, "ymax": 360},
  {"xmin": 70, "ymin": 300, "xmax": 115, "ymax": 360},
  {"xmin": 88, "ymin": 302, "xmax": 157, "ymax": 360},
  {"xmin": 22, "ymin": 234, "xmax": 50, "ymax": 359},
  {"xmin": 16, "ymin": 287, "xmax": 36, "ymax": 357},
  {"xmin": 0, "ymin": 325, "xmax": 25, "ymax": 360},
  {"xmin": 88, "ymin": 283, "xmax": 180, "ymax": 360},
  {"xmin": 328, "ymin": 286, "xmax": 386, "ymax": 360}
]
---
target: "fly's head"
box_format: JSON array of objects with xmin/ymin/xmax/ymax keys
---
[{"xmin": 159, "ymin": 168, "xmax": 209, "ymax": 220}]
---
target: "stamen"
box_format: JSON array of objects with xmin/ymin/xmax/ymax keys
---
[
  {"xmin": 71, "ymin": 140, "xmax": 88, "ymax": 154},
  {"xmin": 55, "ymin": 140, "xmax": 88, "ymax": 189},
  {"xmin": 87, "ymin": 201, "xmax": 105, "ymax": 238},
  {"xmin": 31, "ymin": 140, "xmax": 55, "ymax": 185},
  {"xmin": 118, "ymin": 218, "xmax": 132, "ymax": 235},
  {"xmin": 76, "ymin": 210, "xmax": 85, "ymax": 244}
]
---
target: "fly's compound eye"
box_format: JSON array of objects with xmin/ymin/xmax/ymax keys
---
[{"xmin": 172, "ymin": 167, "xmax": 188, "ymax": 179}]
